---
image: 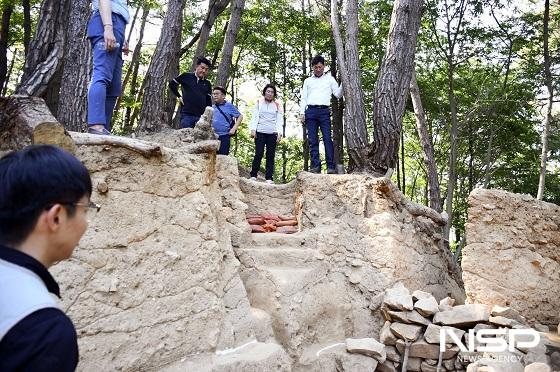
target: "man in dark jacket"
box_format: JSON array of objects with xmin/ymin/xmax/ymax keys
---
[
  {"xmin": 0, "ymin": 145, "xmax": 96, "ymax": 371},
  {"xmin": 169, "ymin": 56, "xmax": 213, "ymax": 128}
]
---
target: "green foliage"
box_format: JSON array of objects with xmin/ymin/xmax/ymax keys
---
[{"xmin": 8, "ymin": 0, "xmax": 559, "ymax": 244}]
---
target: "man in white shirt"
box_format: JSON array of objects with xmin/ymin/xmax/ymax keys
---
[{"xmin": 299, "ymin": 55, "xmax": 343, "ymax": 174}]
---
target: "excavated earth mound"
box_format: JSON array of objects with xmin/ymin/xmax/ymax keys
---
[{"xmin": 46, "ymin": 130, "xmax": 464, "ymax": 371}]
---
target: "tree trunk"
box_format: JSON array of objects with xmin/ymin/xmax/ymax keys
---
[
  {"xmin": 215, "ymin": 0, "xmax": 246, "ymax": 88},
  {"xmin": 129, "ymin": 78, "xmax": 146, "ymax": 130},
  {"xmin": 370, "ymin": 0, "xmax": 423, "ymax": 173},
  {"xmin": 410, "ymin": 70, "xmax": 442, "ymax": 212},
  {"xmin": 2, "ymin": 48, "xmax": 17, "ymax": 95},
  {"xmin": 16, "ymin": 0, "xmax": 70, "ymax": 101},
  {"xmin": 444, "ymin": 59, "xmax": 458, "ymax": 240},
  {"xmin": 0, "ymin": 4, "xmax": 13, "ymax": 92},
  {"xmin": 57, "ymin": 0, "xmax": 91, "ymax": 132},
  {"xmin": 137, "ymin": 0, "xmax": 187, "ymax": 133},
  {"xmin": 190, "ymin": 0, "xmax": 230, "ymax": 69},
  {"xmin": 22, "ymin": 0, "xmax": 31, "ymax": 57},
  {"xmin": 401, "ymin": 128, "xmax": 405, "ymax": 193},
  {"xmin": 331, "ymin": 0, "xmax": 368, "ymax": 171},
  {"xmin": 115, "ymin": 5, "xmax": 149, "ymax": 126},
  {"xmin": 0, "ymin": 96, "xmax": 74, "ymax": 153},
  {"xmin": 537, "ymin": 0, "xmax": 553, "ymax": 200},
  {"xmin": 330, "ymin": 44, "xmax": 344, "ymax": 169}
]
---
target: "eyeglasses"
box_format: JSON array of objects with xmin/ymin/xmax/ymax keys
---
[
  {"xmin": 46, "ymin": 201, "xmax": 101, "ymax": 214},
  {"xmin": 72, "ymin": 201, "xmax": 101, "ymax": 213}
]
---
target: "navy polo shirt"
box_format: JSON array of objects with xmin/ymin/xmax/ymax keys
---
[
  {"xmin": 0, "ymin": 246, "xmax": 79, "ymax": 371},
  {"xmin": 169, "ymin": 72, "xmax": 212, "ymax": 116}
]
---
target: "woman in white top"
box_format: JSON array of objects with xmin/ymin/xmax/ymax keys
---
[{"xmin": 249, "ymin": 84, "xmax": 283, "ymax": 183}]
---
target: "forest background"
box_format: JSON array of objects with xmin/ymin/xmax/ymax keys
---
[{"xmin": 0, "ymin": 0, "xmax": 558, "ymax": 253}]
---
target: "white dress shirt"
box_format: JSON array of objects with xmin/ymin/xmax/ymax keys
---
[{"xmin": 299, "ymin": 73, "xmax": 343, "ymax": 114}]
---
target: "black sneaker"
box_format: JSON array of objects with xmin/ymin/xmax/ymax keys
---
[
  {"xmin": 327, "ymin": 168, "xmax": 336, "ymax": 174},
  {"xmin": 309, "ymin": 167, "xmax": 321, "ymax": 174},
  {"xmin": 88, "ymin": 127, "xmax": 111, "ymax": 135}
]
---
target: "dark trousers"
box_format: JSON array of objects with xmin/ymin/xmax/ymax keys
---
[
  {"xmin": 180, "ymin": 113, "xmax": 201, "ymax": 129},
  {"xmin": 251, "ymin": 132, "xmax": 277, "ymax": 180},
  {"xmin": 305, "ymin": 106, "xmax": 334, "ymax": 170},
  {"xmin": 218, "ymin": 134, "xmax": 231, "ymax": 155}
]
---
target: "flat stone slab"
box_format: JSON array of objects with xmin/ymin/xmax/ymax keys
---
[
  {"xmin": 424, "ymin": 323, "xmax": 465, "ymax": 344},
  {"xmin": 346, "ymin": 337, "xmax": 386, "ymax": 362},
  {"xmin": 489, "ymin": 315, "xmax": 520, "ymax": 328},
  {"xmin": 390, "ymin": 322, "xmax": 423, "ymax": 342},
  {"xmin": 380, "ymin": 321, "xmax": 398, "ymax": 346},
  {"xmin": 414, "ymin": 296, "xmax": 439, "ymax": 317},
  {"xmin": 396, "ymin": 339, "xmax": 459, "ymax": 360},
  {"xmin": 384, "ymin": 283, "xmax": 414, "ymax": 311},
  {"xmin": 387, "ymin": 310, "xmax": 431, "ymax": 326},
  {"xmin": 433, "ymin": 304, "xmax": 489, "ymax": 327},
  {"xmin": 412, "ymin": 290, "xmax": 433, "ymax": 301}
]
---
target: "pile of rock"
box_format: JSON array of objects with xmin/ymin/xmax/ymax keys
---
[
  {"xmin": 377, "ymin": 283, "xmax": 557, "ymax": 372},
  {"xmin": 246, "ymin": 214, "xmax": 298, "ymax": 234}
]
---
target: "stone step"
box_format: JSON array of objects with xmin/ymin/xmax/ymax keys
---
[
  {"xmin": 236, "ymin": 247, "xmax": 319, "ymax": 268},
  {"xmin": 249, "ymin": 232, "xmax": 315, "ymax": 250},
  {"xmin": 239, "ymin": 178, "xmax": 296, "ymax": 216},
  {"xmin": 160, "ymin": 341, "xmax": 291, "ymax": 372},
  {"xmin": 265, "ymin": 265, "xmax": 329, "ymax": 296}
]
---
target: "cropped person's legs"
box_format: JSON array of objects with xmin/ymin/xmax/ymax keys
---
[
  {"xmin": 305, "ymin": 108, "xmax": 321, "ymax": 171},
  {"xmin": 218, "ymin": 134, "xmax": 231, "ymax": 155},
  {"xmin": 180, "ymin": 114, "xmax": 200, "ymax": 129},
  {"xmin": 87, "ymin": 14, "xmax": 126, "ymax": 134},
  {"xmin": 251, "ymin": 132, "xmax": 266, "ymax": 178},
  {"xmin": 88, "ymin": 35, "xmax": 120, "ymax": 130},
  {"xmin": 264, "ymin": 133, "xmax": 277, "ymax": 181},
  {"xmin": 318, "ymin": 109, "xmax": 335, "ymax": 171}
]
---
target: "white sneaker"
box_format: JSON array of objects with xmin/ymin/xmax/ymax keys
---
[
  {"xmin": 265, "ymin": 180, "xmax": 274, "ymax": 184},
  {"xmin": 250, "ymin": 177, "xmax": 257, "ymax": 181}
]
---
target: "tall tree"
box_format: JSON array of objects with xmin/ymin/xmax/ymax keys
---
[
  {"xmin": 137, "ymin": 0, "xmax": 187, "ymax": 132},
  {"xmin": 410, "ymin": 70, "xmax": 441, "ymax": 211},
  {"xmin": 424, "ymin": 0, "xmax": 472, "ymax": 240},
  {"xmin": 330, "ymin": 45, "xmax": 344, "ymax": 169},
  {"xmin": 16, "ymin": 0, "xmax": 70, "ymax": 114},
  {"xmin": 57, "ymin": 0, "xmax": 91, "ymax": 131},
  {"xmin": 331, "ymin": 0, "xmax": 368, "ymax": 171},
  {"xmin": 332, "ymin": 0, "xmax": 423, "ymax": 175},
  {"xmin": 115, "ymin": 4, "xmax": 150, "ymax": 130},
  {"xmin": 215, "ymin": 0, "xmax": 246, "ymax": 87},
  {"xmin": 2, "ymin": 48, "xmax": 17, "ymax": 95},
  {"xmin": 537, "ymin": 0, "xmax": 553, "ymax": 200},
  {"xmin": 370, "ymin": 0, "xmax": 423, "ymax": 173},
  {"xmin": 189, "ymin": 0, "xmax": 230, "ymax": 68},
  {"xmin": 0, "ymin": 2, "xmax": 13, "ymax": 91},
  {"xmin": 22, "ymin": 0, "xmax": 31, "ymax": 56}
]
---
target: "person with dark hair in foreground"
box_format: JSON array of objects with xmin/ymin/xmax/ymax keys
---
[
  {"xmin": 211, "ymin": 86, "xmax": 243, "ymax": 155},
  {"xmin": 299, "ymin": 55, "xmax": 343, "ymax": 174},
  {"xmin": 249, "ymin": 84, "xmax": 283, "ymax": 183},
  {"xmin": 0, "ymin": 145, "xmax": 96, "ymax": 371},
  {"xmin": 169, "ymin": 56, "xmax": 213, "ymax": 129}
]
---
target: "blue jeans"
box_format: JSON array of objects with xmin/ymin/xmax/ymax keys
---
[
  {"xmin": 305, "ymin": 106, "xmax": 334, "ymax": 170},
  {"xmin": 180, "ymin": 114, "xmax": 200, "ymax": 129},
  {"xmin": 251, "ymin": 132, "xmax": 277, "ymax": 180},
  {"xmin": 218, "ymin": 134, "xmax": 231, "ymax": 155},
  {"xmin": 87, "ymin": 13, "xmax": 126, "ymax": 130}
]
